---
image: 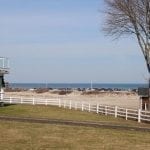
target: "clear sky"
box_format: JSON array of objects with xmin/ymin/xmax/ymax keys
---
[{"xmin": 0, "ymin": 0, "xmax": 148, "ymax": 83}]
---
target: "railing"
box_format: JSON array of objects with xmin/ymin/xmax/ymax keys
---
[
  {"xmin": 2, "ymin": 97, "xmax": 150, "ymax": 123},
  {"xmin": 0, "ymin": 57, "xmax": 9, "ymax": 71}
]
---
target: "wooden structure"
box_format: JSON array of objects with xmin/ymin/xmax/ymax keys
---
[
  {"xmin": 0, "ymin": 57, "xmax": 9, "ymax": 103},
  {"xmin": 138, "ymin": 87, "xmax": 150, "ymax": 110}
]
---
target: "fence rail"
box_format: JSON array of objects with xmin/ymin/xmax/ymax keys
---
[{"xmin": 2, "ymin": 97, "xmax": 150, "ymax": 123}]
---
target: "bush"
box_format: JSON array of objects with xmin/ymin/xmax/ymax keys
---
[{"xmin": 35, "ymin": 88, "xmax": 49, "ymax": 94}]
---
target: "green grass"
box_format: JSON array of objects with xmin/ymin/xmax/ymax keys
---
[
  {"xmin": 0, "ymin": 104, "xmax": 150, "ymax": 127},
  {"xmin": 0, "ymin": 120, "xmax": 150, "ymax": 150},
  {"xmin": 0, "ymin": 104, "xmax": 150, "ymax": 149}
]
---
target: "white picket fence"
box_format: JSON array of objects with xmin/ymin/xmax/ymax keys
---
[{"xmin": 2, "ymin": 97, "xmax": 150, "ymax": 123}]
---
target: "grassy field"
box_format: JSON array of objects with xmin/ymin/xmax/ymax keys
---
[
  {"xmin": 0, "ymin": 104, "xmax": 150, "ymax": 149},
  {"xmin": 0, "ymin": 120, "xmax": 150, "ymax": 150},
  {"xmin": 0, "ymin": 104, "xmax": 150, "ymax": 127}
]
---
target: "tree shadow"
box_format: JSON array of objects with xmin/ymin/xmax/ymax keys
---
[{"xmin": 0, "ymin": 103, "xmax": 16, "ymax": 107}]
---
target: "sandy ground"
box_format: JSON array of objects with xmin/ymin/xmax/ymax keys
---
[{"xmin": 5, "ymin": 91, "xmax": 140, "ymax": 109}]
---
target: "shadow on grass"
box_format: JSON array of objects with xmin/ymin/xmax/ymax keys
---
[{"xmin": 0, "ymin": 103, "xmax": 16, "ymax": 107}]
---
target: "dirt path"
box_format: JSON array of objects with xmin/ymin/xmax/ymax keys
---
[{"xmin": 0, "ymin": 115, "xmax": 149, "ymax": 132}]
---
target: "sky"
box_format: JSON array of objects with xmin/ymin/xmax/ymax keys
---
[{"xmin": 0, "ymin": 0, "xmax": 148, "ymax": 83}]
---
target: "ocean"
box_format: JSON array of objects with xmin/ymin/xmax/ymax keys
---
[{"xmin": 9, "ymin": 83, "xmax": 148, "ymax": 90}]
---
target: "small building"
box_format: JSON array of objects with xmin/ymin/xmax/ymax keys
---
[
  {"xmin": 138, "ymin": 87, "xmax": 150, "ymax": 111},
  {"xmin": 0, "ymin": 57, "xmax": 9, "ymax": 102}
]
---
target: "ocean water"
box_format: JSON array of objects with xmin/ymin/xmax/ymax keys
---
[{"xmin": 9, "ymin": 83, "xmax": 148, "ymax": 90}]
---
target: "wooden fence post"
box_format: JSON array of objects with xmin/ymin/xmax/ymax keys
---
[
  {"xmin": 115, "ymin": 106, "xmax": 118, "ymax": 118},
  {"xmin": 32, "ymin": 98, "xmax": 35, "ymax": 105},
  {"xmin": 21, "ymin": 97, "xmax": 23, "ymax": 104},
  {"xmin": 105, "ymin": 106, "xmax": 107, "ymax": 115},
  {"xmin": 75, "ymin": 102, "xmax": 77, "ymax": 110},
  {"xmin": 64, "ymin": 100, "xmax": 66, "ymax": 108},
  {"xmin": 138, "ymin": 109, "xmax": 141, "ymax": 123},
  {"xmin": 82, "ymin": 102, "xmax": 84, "ymax": 111},
  {"xmin": 69, "ymin": 100, "xmax": 72, "ymax": 109},
  {"xmin": 45, "ymin": 99, "xmax": 48, "ymax": 106},
  {"xmin": 89, "ymin": 103, "xmax": 91, "ymax": 112},
  {"xmin": 59, "ymin": 99, "xmax": 61, "ymax": 107},
  {"xmin": 145, "ymin": 103, "xmax": 147, "ymax": 111},
  {"xmin": 10, "ymin": 97, "xmax": 12, "ymax": 104},
  {"xmin": 96, "ymin": 104, "xmax": 99, "ymax": 114},
  {"xmin": 139, "ymin": 97, "xmax": 142, "ymax": 110},
  {"xmin": 126, "ymin": 109, "xmax": 128, "ymax": 120}
]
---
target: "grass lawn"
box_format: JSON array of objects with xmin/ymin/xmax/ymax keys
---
[
  {"xmin": 0, "ymin": 120, "xmax": 150, "ymax": 150},
  {"xmin": 0, "ymin": 104, "xmax": 150, "ymax": 127},
  {"xmin": 0, "ymin": 104, "xmax": 150, "ymax": 150}
]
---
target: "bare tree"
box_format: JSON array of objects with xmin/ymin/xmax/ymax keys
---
[
  {"xmin": 104, "ymin": 0, "xmax": 150, "ymax": 72},
  {"xmin": 103, "ymin": 0, "xmax": 150, "ymax": 109}
]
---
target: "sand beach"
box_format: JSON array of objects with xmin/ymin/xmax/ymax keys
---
[{"xmin": 5, "ymin": 90, "xmax": 140, "ymax": 109}]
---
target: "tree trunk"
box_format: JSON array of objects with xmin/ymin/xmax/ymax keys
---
[{"xmin": 149, "ymin": 73, "xmax": 150, "ymax": 110}]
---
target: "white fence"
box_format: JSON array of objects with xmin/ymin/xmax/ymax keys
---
[{"xmin": 2, "ymin": 97, "xmax": 150, "ymax": 123}]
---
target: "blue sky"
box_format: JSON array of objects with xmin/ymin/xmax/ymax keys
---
[{"xmin": 0, "ymin": 0, "xmax": 148, "ymax": 83}]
